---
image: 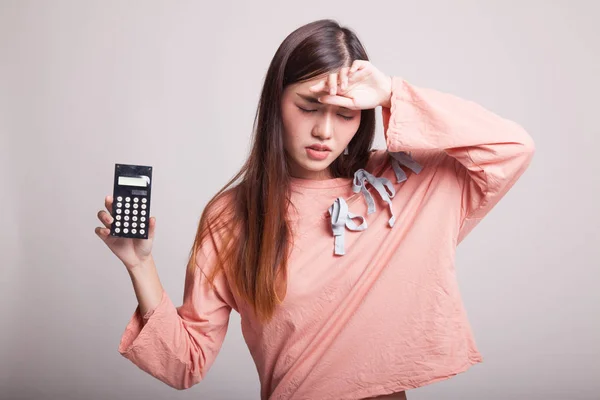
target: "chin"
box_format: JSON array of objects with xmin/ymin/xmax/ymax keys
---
[
  {"xmin": 292, "ymin": 159, "xmax": 330, "ymax": 175},
  {"xmin": 302, "ymin": 159, "xmax": 332, "ymax": 170}
]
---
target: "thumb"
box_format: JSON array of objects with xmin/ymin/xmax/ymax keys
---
[{"xmin": 148, "ymin": 216, "xmax": 156, "ymax": 239}]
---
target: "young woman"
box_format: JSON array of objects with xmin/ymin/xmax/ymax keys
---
[{"xmin": 95, "ymin": 19, "xmax": 535, "ymax": 400}]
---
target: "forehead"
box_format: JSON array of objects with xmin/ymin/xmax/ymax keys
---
[{"xmin": 293, "ymin": 74, "xmax": 330, "ymax": 90}]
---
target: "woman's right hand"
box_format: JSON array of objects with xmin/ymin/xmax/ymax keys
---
[{"xmin": 95, "ymin": 195, "xmax": 156, "ymax": 272}]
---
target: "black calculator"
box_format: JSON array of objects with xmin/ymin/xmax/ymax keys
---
[{"xmin": 110, "ymin": 163, "xmax": 153, "ymax": 239}]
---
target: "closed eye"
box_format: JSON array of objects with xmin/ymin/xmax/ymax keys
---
[{"xmin": 297, "ymin": 106, "xmax": 354, "ymax": 121}]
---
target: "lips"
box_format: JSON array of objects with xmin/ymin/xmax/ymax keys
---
[{"xmin": 307, "ymin": 144, "xmax": 331, "ymax": 151}]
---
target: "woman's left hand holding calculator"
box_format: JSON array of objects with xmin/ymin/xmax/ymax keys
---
[{"xmin": 95, "ymin": 195, "xmax": 157, "ymax": 272}]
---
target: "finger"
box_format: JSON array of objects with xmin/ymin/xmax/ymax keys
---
[
  {"xmin": 318, "ymin": 94, "xmax": 355, "ymax": 109},
  {"xmin": 328, "ymin": 73, "xmax": 337, "ymax": 96},
  {"xmin": 339, "ymin": 67, "xmax": 349, "ymax": 91},
  {"xmin": 97, "ymin": 210, "xmax": 114, "ymax": 229},
  {"xmin": 308, "ymin": 80, "xmax": 327, "ymax": 93},
  {"xmin": 105, "ymin": 195, "xmax": 113, "ymax": 215},
  {"xmin": 95, "ymin": 226, "xmax": 111, "ymax": 239},
  {"xmin": 349, "ymin": 67, "xmax": 369, "ymax": 83},
  {"xmin": 349, "ymin": 60, "xmax": 366, "ymax": 75},
  {"xmin": 148, "ymin": 216, "xmax": 156, "ymax": 239}
]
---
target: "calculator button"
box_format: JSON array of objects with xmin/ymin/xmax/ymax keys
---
[
  {"xmin": 116, "ymin": 209, "xmax": 122, "ymax": 214},
  {"xmin": 124, "ymin": 215, "xmax": 129, "ymax": 221},
  {"xmin": 117, "ymin": 196, "xmax": 123, "ymax": 201},
  {"xmin": 141, "ymin": 210, "xmax": 146, "ymax": 216},
  {"xmin": 116, "ymin": 215, "xmax": 121, "ymax": 220},
  {"xmin": 116, "ymin": 202, "xmax": 122, "ymax": 208},
  {"xmin": 133, "ymin": 210, "xmax": 138, "ymax": 215},
  {"xmin": 125, "ymin": 203, "xmax": 130, "ymax": 208},
  {"xmin": 125, "ymin": 209, "xmax": 130, "ymax": 214},
  {"xmin": 140, "ymin": 229, "xmax": 145, "ymax": 235},
  {"xmin": 115, "ymin": 227, "xmax": 120, "ymax": 233},
  {"xmin": 132, "ymin": 223, "xmax": 137, "ymax": 228},
  {"xmin": 132, "ymin": 229, "xmax": 137, "ymax": 234},
  {"xmin": 141, "ymin": 204, "xmax": 147, "ymax": 209},
  {"xmin": 141, "ymin": 217, "xmax": 146, "ymax": 222},
  {"xmin": 133, "ymin": 204, "xmax": 138, "ymax": 209},
  {"xmin": 140, "ymin": 223, "xmax": 145, "ymax": 228},
  {"xmin": 115, "ymin": 221, "xmax": 121, "ymax": 227},
  {"xmin": 123, "ymin": 228, "xmax": 128, "ymax": 234},
  {"xmin": 124, "ymin": 222, "xmax": 129, "ymax": 227},
  {"xmin": 142, "ymin": 198, "xmax": 147, "ymax": 203},
  {"xmin": 132, "ymin": 216, "xmax": 137, "ymax": 221},
  {"xmin": 125, "ymin": 197, "xmax": 130, "ymax": 202},
  {"xmin": 134, "ymin": 197, "xmax": 139, "ymax": 202}
]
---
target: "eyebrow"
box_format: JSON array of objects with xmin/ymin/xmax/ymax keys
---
[{"xmin": 296, "ymin": 93, "xmax": 352, "ymax": 111}]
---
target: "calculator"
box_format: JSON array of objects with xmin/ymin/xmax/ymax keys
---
[{"xmin": 110, "ymin": 163, "xmax": 153, "ymax": 239}]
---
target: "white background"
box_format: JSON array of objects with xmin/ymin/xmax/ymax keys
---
[{"xmin": 1, "ymin": 1, "xmax": 598, "ymax": 399}]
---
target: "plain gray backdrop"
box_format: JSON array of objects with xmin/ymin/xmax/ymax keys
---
[{"xmin": 1, "ymin": 1, "xmax": 598, "ymax": 399}]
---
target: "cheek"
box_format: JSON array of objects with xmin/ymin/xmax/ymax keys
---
[
  {"xmin": 281, "ymin": 105, "xmax": 294, "ymax": 145},
  {"xmin": 284, "ymin": 108, "xmax": 309, "ymax": 129},
  {"xmin": 342, "ymin": 118, "xmax": 361, "ymax": 141},
  {"xmin": 282, "ymin": 110, "xmax": 309, "ymax": 145},
  {"xmin": 281, "ymin": 117, "xmax": 303, "ymax": 151}
]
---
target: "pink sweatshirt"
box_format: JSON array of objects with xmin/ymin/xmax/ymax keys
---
[{"xmin": 118, "ymin": 76, "xmax": 535, "ymax": 399}]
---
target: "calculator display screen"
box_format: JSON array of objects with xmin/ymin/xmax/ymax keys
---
[{"xmin": 118, "ymin": 176, "xmax": 149, "ymax": 187}]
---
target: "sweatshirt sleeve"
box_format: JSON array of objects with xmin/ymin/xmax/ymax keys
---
[
  {"xmin": 382, "ymin": 76, "xmax": 536, "ymax": 245},
  {"xmin": 117, "ymin": 236, "xmax": 236, "ymax": 390}
]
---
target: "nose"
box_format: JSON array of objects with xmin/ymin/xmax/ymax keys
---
[{"xmin": 312, "ymin": 113, "xmax": 334, "ymax": 140}]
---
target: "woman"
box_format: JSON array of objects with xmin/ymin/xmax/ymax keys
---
[{"xmin": 95, "ymin": 19, "xmax": 535, "ymax": 400}]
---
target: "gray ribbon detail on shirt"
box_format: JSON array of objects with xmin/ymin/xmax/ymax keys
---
[
  {"xmin": 388, "ymin": 150, "xmax": 424, "ymax": 183},
  {"xmin": 327, "ymin": 151, "xmax": 423, "ymax": 256},
  {"xmin": 352, "ymin": 169, "xmax": 397, "ymax": 227},
  {"xmin": 328, "ymin": 197, "xmax": 367, "ymax": 256}
]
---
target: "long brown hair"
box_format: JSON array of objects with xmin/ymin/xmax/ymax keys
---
[{"xmin": 186, "ymin": 19, "xmax": 377, "ymax": 324}]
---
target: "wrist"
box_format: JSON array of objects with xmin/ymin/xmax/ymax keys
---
[
  {"xmin": 380, "ymin": 75, "xmax": 392, "ymax": 108},
  {"xmin": 126, "ymin": 256, "xmax": 156, "ymax": 277}
]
